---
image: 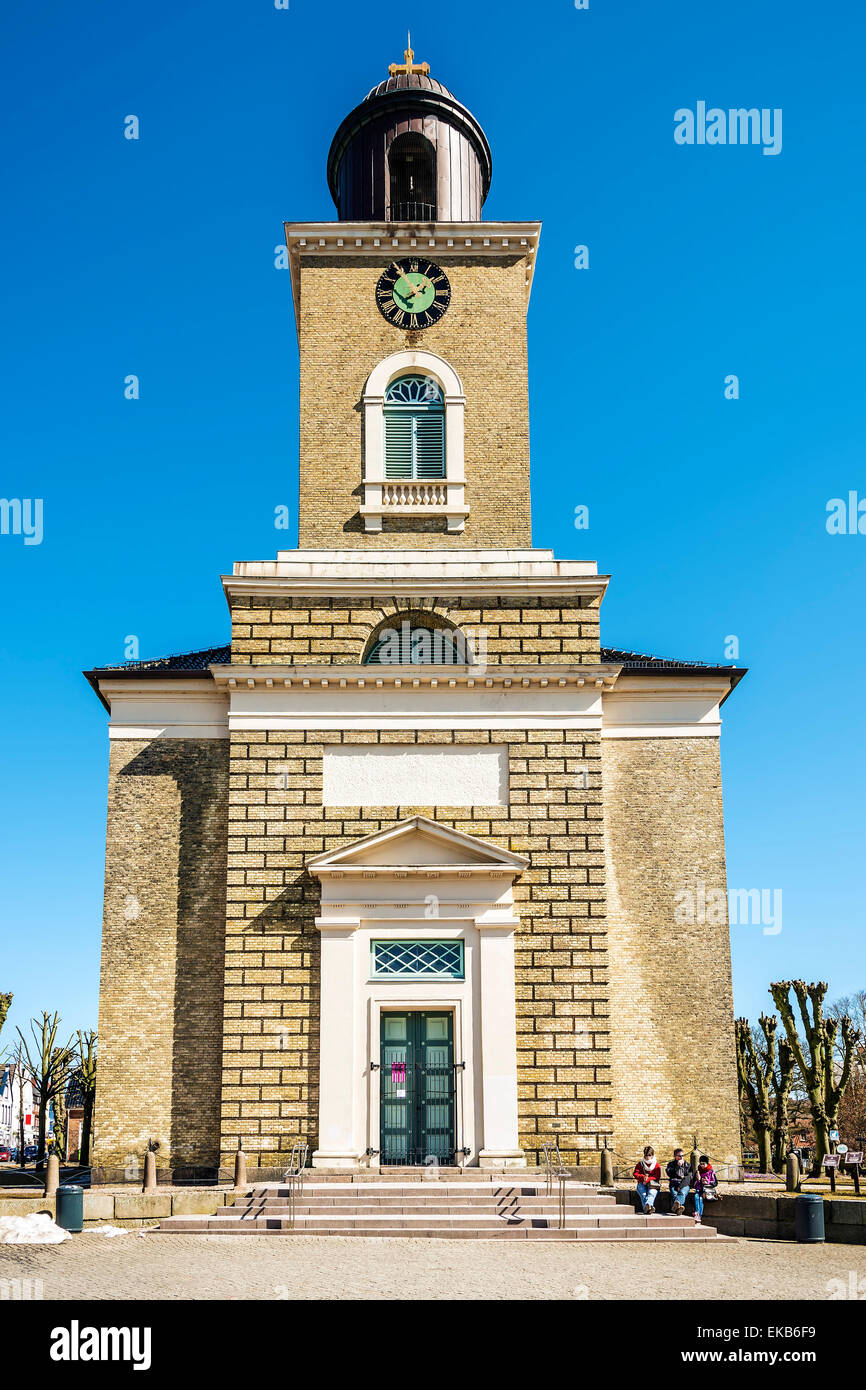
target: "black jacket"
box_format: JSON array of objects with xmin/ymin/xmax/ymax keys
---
[{"xmin": 666, "ymin": 1158, "xmax": 693, "ymax": 1186}]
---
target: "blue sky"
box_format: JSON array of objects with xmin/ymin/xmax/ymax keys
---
[{"xmin": 1, "ymin": 0, "xmax": 864, "ymax": 1045}]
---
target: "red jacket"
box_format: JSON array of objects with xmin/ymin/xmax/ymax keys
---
[{"xmin": 634, "ymin": 1161, "xmax": 661, "ymax": 1183}]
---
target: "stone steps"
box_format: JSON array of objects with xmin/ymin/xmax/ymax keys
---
[
  {"xmin": 157, "ymin": 1216, "xmax": 717, "ymax": 1241},
  {"xmin": 153, "ymin": 1178, "xmax": 721, "ymax": 1240},
  {"xmin": 226, "ymin": 1204, "xmax": 623, "ymax": 1216}
]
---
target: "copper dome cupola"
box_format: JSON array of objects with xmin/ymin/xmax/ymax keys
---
[{"xmin": 326, "ymin": 38, "xmax": 493, "ymax": 223}]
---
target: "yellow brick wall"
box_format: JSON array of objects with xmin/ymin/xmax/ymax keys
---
[
  {"xmin": 229, "ymin": 594, "xmax": 602, "ymax": 667},
  {"xmin": 94, "ymin": 738, "xmax": 229, "ymax": 1172},
  {"xmin": 602, "ymin": 736, "xmax": 742, "ymax": 1172},
  {"xmin": 297, "ymin": 254, "xmax": 533, "ymax": 549},
  {"xmin": 220, "ymin": 726, "xmax": 610, "ymax": 1169}
]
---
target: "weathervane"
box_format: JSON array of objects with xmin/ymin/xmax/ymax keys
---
[{"xmin": 389, "ymin": 30, "xmax": 430, "ymax": 77}]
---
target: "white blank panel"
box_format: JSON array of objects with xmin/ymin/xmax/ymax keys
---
[{"xmin": 322, "ymin": 744, "xmax": 508, "ymax": 807}]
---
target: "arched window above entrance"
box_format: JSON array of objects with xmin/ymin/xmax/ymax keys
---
[{"xmin": 363, "ymin": 617, "xmax": 470, "ymax": 665}]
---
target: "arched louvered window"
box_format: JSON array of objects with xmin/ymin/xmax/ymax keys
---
[
  {"xmin": 388, "ymin": 132, "xmax": 437, "ymax": 222},
  {"xmin": 364, "ymin": 620, "xmax": 467, "ymax": 665},
  {"xmin": 384, "ymin": 375, "xmax": 446, "ymax": 480}
]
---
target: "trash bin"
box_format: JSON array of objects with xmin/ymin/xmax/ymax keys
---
[
  {"xmin": 55, "ymin": 1184, "xmax": 83, "ymax": 1233},
  {"xmin": 794, "ymin": 1192, "xmax": 824, "ymax": 1243}
]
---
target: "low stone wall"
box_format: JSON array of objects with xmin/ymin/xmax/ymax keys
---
[
  {"xmin": 0, "ymin": 1188, "xmax": 233, "ymax": 1228},
  {"xmin": 615, "ymin": 1188, "xmax": 865, "ymax": 1242}
]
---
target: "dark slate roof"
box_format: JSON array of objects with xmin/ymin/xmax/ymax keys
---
[
  {"xmin": 83, "ymin": 644, "xmax": 231, "ymax": 711},
  {"xmin": 600, "ymin": 647, "xmax": 743, "ymax": 675},
  {"xmin": 366, "ymin": 73, "xmax": 456, "ymax": 101},
  {"xmin": 87, "ymin": 644, "xmax": 231, "ymax": 674}
]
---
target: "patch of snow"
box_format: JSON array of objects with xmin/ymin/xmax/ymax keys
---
[{"xmin": 0, "ymin": 1212, "xmax": 69, "ymax": 1244}]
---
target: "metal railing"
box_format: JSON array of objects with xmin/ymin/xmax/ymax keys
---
[
  {"xmin": 282, "ymin": 1142, "xmax": 308, "ymax": 1230},
  {"xmin": 541, "ymin": 1140, "xmax": 571, "ymax": 1229},
  {"xmin": 0, "ymin": 1163, "xmax": 92, "ymax": 1191},
  {"xmin": 389, "ymin": 201, "xmax": 436, "ymax": 223}
]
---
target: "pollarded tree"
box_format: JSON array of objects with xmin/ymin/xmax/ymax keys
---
[
  {"xmin": 736, "ymin": 1016, "xmax": 774, "ymax": 1173},
  {"xmin": 769, "ymin": 1031, "xmax": 797, "ymax": 1170},
  {"xmin": 51, "ymin": 1049, "xmax": 68, "ymax": 1160},
  {"xmin": 745, "ymin": 1016, "xmax": 797, "ymax": 1171},
  {"xmin": 828, "ymin": 991, "xmax": 866, "ymax": 1146},
  {"xmin": 769, "ymin": 980, "xmax": 861, "ymax": 1169},
  {"xmin": 77, "ymin": 1030, "xmax": 97, "ymax": 1165}
]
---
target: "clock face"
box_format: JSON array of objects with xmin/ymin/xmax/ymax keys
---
[{"xmin": 376, "ymin": 258, "xmax": 451, "ymax": 330}]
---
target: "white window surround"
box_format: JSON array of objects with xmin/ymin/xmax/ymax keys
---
[{"xmin": 360, "ymin": 350, "xmax": 469, "ymax": 534}]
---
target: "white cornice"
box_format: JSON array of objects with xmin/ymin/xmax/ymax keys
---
[
  {"xmin": 210, "ymin": 663, "xmax": 619, "ymax": 692},
  {"xmin": 284, "ymin": 220, "xmax": 543, "ymax": 325},
  {"xmin": 223, "ymin": 549, "xmax": 606, "ymax": 601},
  {"xmin": 601, "ymin": 676, "xmax": 731, "ymax": 740},
  {"xmin": 98, "ymin": 680, "xmax": 229, "ymax": 740},
  {"xmin": 223, "ymin": 574, "xmax": 607, "ymax": 601}
]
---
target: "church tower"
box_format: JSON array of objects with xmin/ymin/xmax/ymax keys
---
[
  {"xmin": 288, "ymin": 40, "xmax": 535, "ymax": 546},
  {"xmin": 87, "ymin": 44, "xmax": 744, "ymax": 1180}
]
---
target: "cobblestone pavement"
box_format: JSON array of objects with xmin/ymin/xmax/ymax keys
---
[{"xmin": 1, "ymin": 1234, "xmax": 864, "ymax": 1300}]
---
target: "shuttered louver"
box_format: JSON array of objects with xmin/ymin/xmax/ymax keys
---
[
  {"xmin": 364, "ymin": 622, "xmax": 466, "ymax": 665},
  {"xmin": 384, "ymin": 374, "xmax": 446, "ymax": 480},
  {"xmin": 414, "ymin": 413, "xmax": 446, "ymax": 478},
  {"xmin": 384, "ymin": 411, "xmax": 414, "ymax": 477}
]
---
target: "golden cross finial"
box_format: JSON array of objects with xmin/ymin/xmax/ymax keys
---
[{"xmin": 388, "ymin": 29, "xmax": 430, "ymax": 77}]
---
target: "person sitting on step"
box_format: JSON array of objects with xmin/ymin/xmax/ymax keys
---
[
  {"xmin": 633, "ymin": 1145, "xmax": 661, "ymax": 1214},
  {"xmin": 691, "ymin": 1154, "xmax": 719, "ymax": 1224},
  {"xmin": 665, "ymin": 1147, "xmax": 693, "ymax": 1215}
]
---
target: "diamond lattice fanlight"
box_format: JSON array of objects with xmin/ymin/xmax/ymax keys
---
[{"xmin": 372, "ymin": 940, "xmax": 465, "ymax": 979}]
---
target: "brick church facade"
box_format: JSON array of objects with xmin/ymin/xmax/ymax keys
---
[{"xmin": 85, "ymin": 49, "xmax": 745, "ymax": 1176}]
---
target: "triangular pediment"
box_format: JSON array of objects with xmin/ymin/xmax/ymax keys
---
[{"xmin": 307, "ymin": 816, "xmax": 527, "ymax": 875}]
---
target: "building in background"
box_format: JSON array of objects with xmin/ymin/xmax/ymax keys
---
[{"xmin": 0, "ymin": 1063, "xmax": 37, "ymax": 1152}]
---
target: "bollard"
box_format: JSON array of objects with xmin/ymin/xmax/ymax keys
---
[
  {"xmin": 786, "ymin": 1152, "xmax": 801, "ymax": 1193},
  {"xmin": 142, "ymin": 1149, "xmax": 157, "ymax": 1193},
  {"xmin": 600, "ymin": 1150, "xmax": 614, "ymax": 1187},
  {"xmin": 44, "ymin": 1154, "xmax": 60, "ymax": 1198},
  {"xmin": 234, "ymin": 1145, "xmax": 247, "ymax": 1190}
]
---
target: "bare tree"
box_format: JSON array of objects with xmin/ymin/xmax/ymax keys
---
[
  {"xmin": 770, "ymin": 980, "xmax": 861, "ymax": 1169},
  {"xmin": 736, "ymin": 1016, "xmax": 775, "ymax": 1172},
  {"xmin": 77, "ymin": 1030, "xmax": 97, "ymax": 1165},
  {"xmin": 15, "ymin": 1013, "xmax": 77, "ymax": 1166},
  {"xmin": 51, "ymin": 1049, "xmax": 68, "ymax": 1160},
  {"xmin": 828, "ymin": 991, "xmax": 866, "ymax": 1145}
]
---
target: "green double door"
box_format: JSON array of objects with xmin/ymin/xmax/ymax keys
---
[{"xmin": 380, "ymin": 1012, "xmax": 455, "ymax": 1167}]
